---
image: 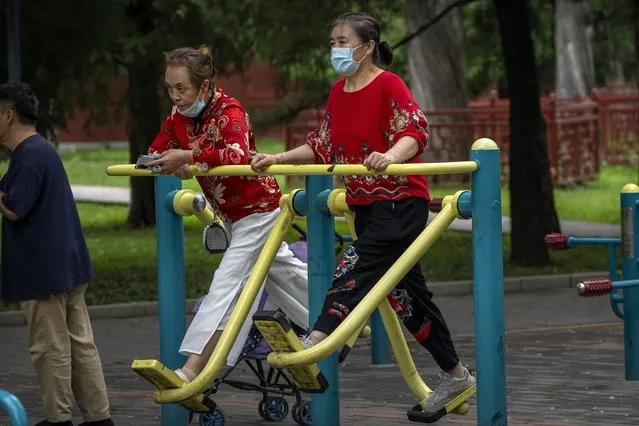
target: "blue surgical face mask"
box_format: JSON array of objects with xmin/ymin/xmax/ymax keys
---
[
  {"xmin": 331, "ymin": 44, "xmax": 365, "ymax": 76},
  {"xmin": 179, "ymin": 85, "xmax": 207, "ymax": 118}
]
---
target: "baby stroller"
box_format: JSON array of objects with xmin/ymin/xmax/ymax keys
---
[{"xmin": 191, "ymin": 224, "xmax": 345, "ymax": 426}]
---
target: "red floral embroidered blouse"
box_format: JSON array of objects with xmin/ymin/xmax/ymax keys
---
[
  {"xmin": 306, "ymin": 71, "xmax": 431, "ymax": 206},
  {"xmin": 148, "ymin": 87, "xmax": 281, "ymax": 223}
]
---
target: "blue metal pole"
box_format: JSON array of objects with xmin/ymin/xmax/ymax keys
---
[
  {"xmin": 569, "ymin": 237, "xmax": 621, "ymax": 247},
  {"xmin": 154, "ymin": 176, "xmax": 189, "ymax": 425},
  {"xmin": 306, "ymin": 176, "xmax": 340, "ymax": 426},
  {"xmin": 470, "ymin": 139, "xmax": 507, "ymax": 426},
  {"xmin": 621, "ymin": 183, "xmax": 639, "ymax": 380},
  {"xmin": 608, "ymin": 243, "xmax": 624, "ymax": 320},
  {"xmin": 608, "ymin": 244, "xmax": 620, "ymax": 281},
  {"xmin": 370, "ymin": 310, "xmax": 393, "ymax": 365},
  {"xmin": 611, "ymin": 279, "xmax": 639, "ymax": 290},
  {"xmin": 7, "ymin": 0, "xmax": 21, "ymax": 82},
  {"xmin": 0, "ymin": 389, "xmax": 28, "ymax": 426}
]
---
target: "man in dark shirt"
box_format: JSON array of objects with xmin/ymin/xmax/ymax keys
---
[{"xmin": 0, "ymin": 82, "xmax": 114, "ymax": 426}]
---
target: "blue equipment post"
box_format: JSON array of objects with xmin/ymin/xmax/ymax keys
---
[
  {"xmin": 621, "ymin": 184, "xmax": 639, "ymax": 380},
  {"xmin": 470, "ymin": 139, "xmax": 507, "ymax": 426},
  {"xmin": 154, "ymin": 176, "xmax": 189, "ymax": 425},
  {"xmin": 370, "ymin": 310, "xmax": 393, "ymax": 365},
  {"xmin": 306, "ymin": 176, "xmax": 340, "ymax": 426},
  {"xmin": 0, "ymin": 389, "xmax": 28, "ymax": 426}
]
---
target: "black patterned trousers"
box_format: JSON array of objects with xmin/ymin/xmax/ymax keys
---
[{"xmin": 313, "ymin": 197, "xmax": 460, "ymax": 372}]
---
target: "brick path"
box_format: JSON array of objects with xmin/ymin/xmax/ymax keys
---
[{"xmin": 1, "ymin": 288, "xmax": 638, "ymax": 425}]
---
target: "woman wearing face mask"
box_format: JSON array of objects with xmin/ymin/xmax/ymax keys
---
[
  {"xmin": 251, "ymin": 12, "xmax": 475, "ymax": 414},
  {"xmin": 146, "ymin": 45, "xmax": 310, "ymax": 384}
]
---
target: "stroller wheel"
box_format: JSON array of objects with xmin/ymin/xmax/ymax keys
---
[
  {"xmin": 199, "ymin": 407, "xmax": 225, "ymax": 426},
  {"xmin": 259, "ymin": 396, "xmax": 289, "ymax": 421},
  {"xmin": 292, "ymin": 400, "xmax": 312, "ymax": 426},
  {"xmin": 258, "ymin": 398, "xmax": 269, "ymax": 421}
]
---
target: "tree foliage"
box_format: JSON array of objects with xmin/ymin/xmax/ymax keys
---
[
  {"xmin": 3, "ymin": 0, "xmax": 637, "ymax": 135},
  {"xmin": 246, "ymin": 0, "xmax": 409, "ymax": 128},
  {"xmin": 463, "ymin": 0, "xmax": 555, "ymax": 97},
  {"xmin": 1, "ymin": 0, "xmax": 637, "ymax": 234},
  {"xmin": 590, "ymin": 0, "xmax": 638, "ymax": 84},
  {"xmin": 1, "ymin": 0, "xmax": 266, "ymax": 226}
]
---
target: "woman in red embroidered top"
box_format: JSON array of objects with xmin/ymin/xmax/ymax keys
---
[
  {"xmin": 251, "ymin": 12, "xmax": 475, "ymax": 413},
  {"xmin": 146, "ymin": 46, "xmax": 309, "ymax": 384}
]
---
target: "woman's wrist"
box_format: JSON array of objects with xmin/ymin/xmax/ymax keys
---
[
  {"xmin": 275, "ymin": 152, "xmax": 288, "ymax": 164},
  {"xmin": 385, "ymin": 150, "xmax": 400, "ymax": 164},
  {"xmin": 182, "ymin": 149, "xmax": 195, "ymax": 164}
]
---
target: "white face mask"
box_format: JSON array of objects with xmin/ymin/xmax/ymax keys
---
[
  {"xmin": 178, "ymin": 80, "xmax": 206, "ymax": 118},
  {"xmin": 331, "ymin": 44, "xmax": 367, "ymax": 76},
  {"xmin": 179, "ymin": 84, "xmax": 207, "ymax": 118}
]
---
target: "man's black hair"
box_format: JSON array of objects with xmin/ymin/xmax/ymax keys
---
[{"xmin": 0, "ymin": 82, "xmax": 39, "ymax": 126}]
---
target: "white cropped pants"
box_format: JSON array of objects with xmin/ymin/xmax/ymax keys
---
[{"xmin": 179, "ymin": 208, "xmax": 309, "ymax": 366}]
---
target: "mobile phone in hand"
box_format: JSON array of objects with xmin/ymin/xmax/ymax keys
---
[{"xmin": 135, "ymin": 154, "xmax": 162, "ymax": 173}]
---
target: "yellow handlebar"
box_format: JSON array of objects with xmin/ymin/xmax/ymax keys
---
[{"xmin": 106, "ymin": 162, "xmax": 478, "ymax": 177}]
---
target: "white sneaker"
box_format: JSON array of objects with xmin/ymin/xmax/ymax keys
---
[
  {"xmin": 174, "ymin": 368, "xmax": 192, "ymax": 383},
  {"xmin": 421, "ymin": 368, "xmax": 476, "ymax": 414}
]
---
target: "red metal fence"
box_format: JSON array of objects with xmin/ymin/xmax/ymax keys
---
[
  {"xmin": 285, "ymin": 85, "xmax": 638, "ymax": 186},
  {"xmin": 596, "ymin": 89, "xmax": 639, "ymax": 167}
]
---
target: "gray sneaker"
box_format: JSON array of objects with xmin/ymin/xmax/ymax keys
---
[{"xmin": 421, "ymin": 368, "xmax": 476, "ymax": 414}]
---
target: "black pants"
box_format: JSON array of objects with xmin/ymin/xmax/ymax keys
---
[{"xmin": 313, "ymin": 197, "xmax": 460, "ymax": 372}]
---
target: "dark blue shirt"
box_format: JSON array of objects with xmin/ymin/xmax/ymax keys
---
[{"xmin": 0, "ymin": 135, "xmax": 93, "ymax": 300}]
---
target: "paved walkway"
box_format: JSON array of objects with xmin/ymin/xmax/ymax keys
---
[
  {"xmin": 70, "ymin": 185, "xmax": 621, "ymax": 237},
  {"xmin": 72, "ymin": 185, "xmax": 131, "ymax": 205},
  {"xmin": 1, "ymin": 288, "xmax": 637, "ymax": 425}
]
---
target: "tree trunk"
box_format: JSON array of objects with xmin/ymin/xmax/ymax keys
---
[
  {"xmin": 606, "ymin": 61, "xmax": 626, "ymax": 84},
  {"xmin": 635, "ymin": 0, "xmax": 639, "ymax": 86},
  {"xmin": 404, "ymin": 0, "xmax": 469, "ymax": 166},
  {"xmin": 493, "ymin": 0, "xmax": 561, "ymax": 266},
  {"xmin": 555, "ymin": 0, "xmax": 596, "ymax": 98},
  {"xmin": 126, "ymin": 58, "xmax": 161, "ymax": 228},
  {"xmin": 124, "ymin": 0, "xmax": 161, "ymax": 228}
]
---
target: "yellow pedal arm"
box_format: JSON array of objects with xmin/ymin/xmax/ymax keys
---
[
  {"xmin": 343, "ymin": 322, "xmax": 368, "ymax": 353},
  {"xmin": 378, "ymin": 298, "xmax": 432, "ymax": 401},
  {"xmin": 131, "ymin": 360, "xmax": 213, "ymax": 412},
  {"xmin": 267, "ymin": 201, "xmax": 458, "ymax": 369},
  {"xmin": 153, "ymin": 197, "xmax": 295, "ymax": 404},
  {"xmin": 441, "ymin": 384, "xmax": 476, "ymax": 414}
]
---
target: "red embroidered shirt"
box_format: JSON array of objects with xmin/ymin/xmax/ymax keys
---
[
  {"xmin": 148, "ymin": 87, "xmax": 281, "ymax": 223},
  {"xmin": 306, "ymin": 71, "xmax": 430, "ymax": 206}
]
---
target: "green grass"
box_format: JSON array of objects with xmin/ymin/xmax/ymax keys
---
[
  {"xmin": 0, "ymin": 140, "xmax": 634, "ymax": 311},
  {"xmin": 0, "ymin": 140, "xmax": 633, "ymax": 224},
  {"xmin": 75, "ymin": 209, "xmax": 624, "ymax": 299},
  {"xmin": 0, "ymin": 201, "xmax": 619, "ymax": 311},
  {"xmin": 428, "ymin": 165, "xmax": 635, "ymax": 224}
]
